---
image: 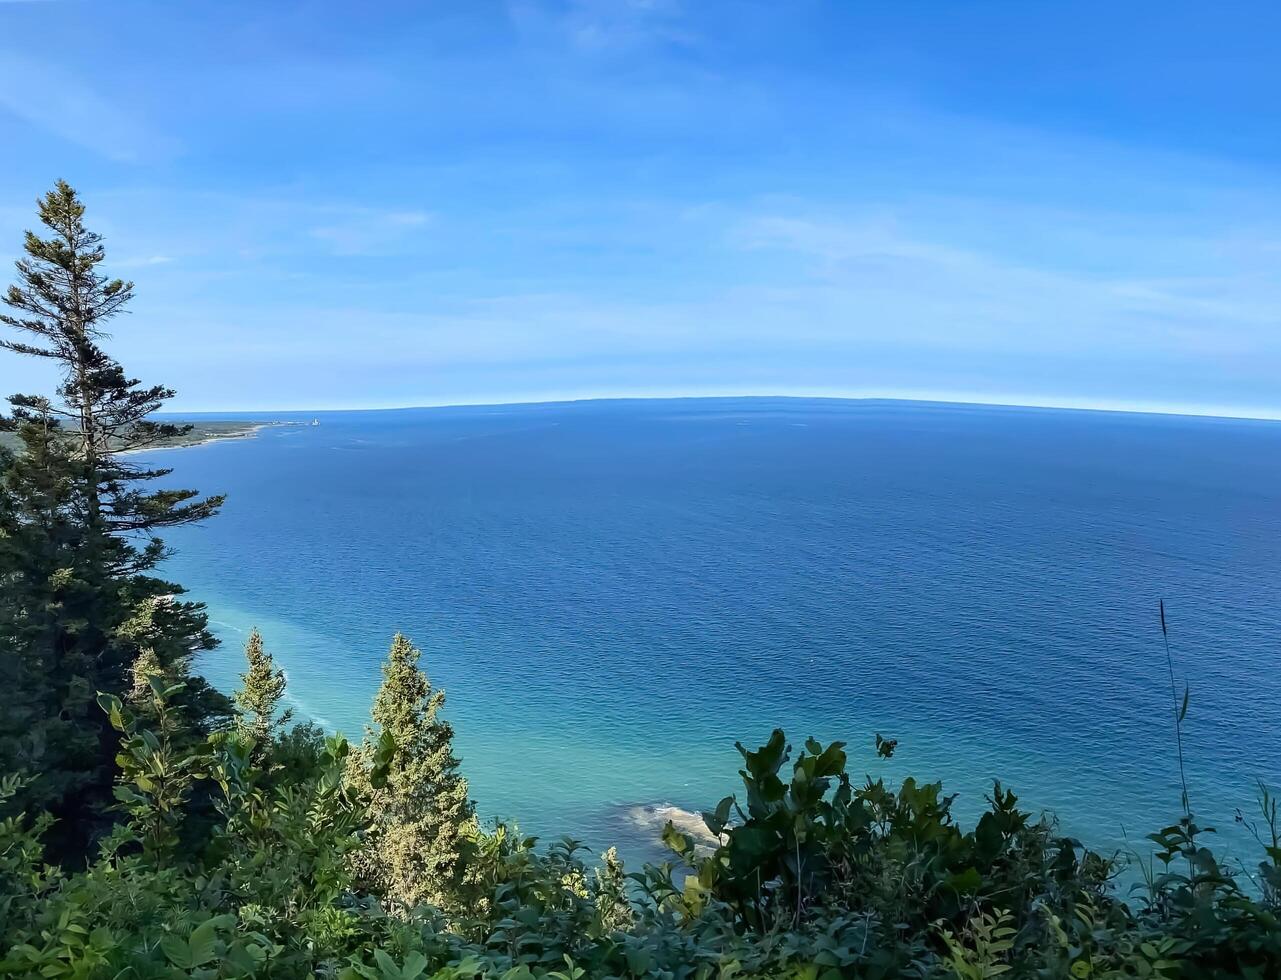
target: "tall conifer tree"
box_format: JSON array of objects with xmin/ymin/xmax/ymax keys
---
[
  {"xmin": 0, "ymin": 181, "xmax": 228, "ymax": 858},
  {"xmin": 348, "ymin": 634, "xmax": 475, "ymax": 910},
  {"xmin": 233, "ymin": 628, "xmax": 293, "ymax": 749},
  {"xmin": 0, "ymin": 180, "xmax": 223, "ymax": 530}
]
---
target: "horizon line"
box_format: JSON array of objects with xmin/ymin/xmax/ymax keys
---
[{"xmin": 162, "ymin": 391, "xmax": 1281, "ymax": 425}]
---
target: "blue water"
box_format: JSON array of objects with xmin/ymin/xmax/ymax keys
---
[{"xmin": 155, "ymin": 398, "xmax": 1281, "ymax": 868}]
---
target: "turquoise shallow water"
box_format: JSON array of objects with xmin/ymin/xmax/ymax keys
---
[{"xmin": 155, "ymin": 398, "xmax": 1281, "ymax": 867}]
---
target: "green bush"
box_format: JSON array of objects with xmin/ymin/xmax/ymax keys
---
[{"xmin": 1, "ymin": 683, "xmax": 1277, "ymax": 979}]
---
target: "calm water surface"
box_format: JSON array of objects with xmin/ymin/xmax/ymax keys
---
[{"xmin": 155, "ymin": 399, "xmax": 1281, "ymax": 865}]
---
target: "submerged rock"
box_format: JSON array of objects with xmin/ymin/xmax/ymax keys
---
[{"xmin": 622, "ymin": 802, "xmax": 723, "ymax": 849}]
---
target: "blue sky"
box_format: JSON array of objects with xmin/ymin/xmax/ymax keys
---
[{"xmin": 1, "ymin": 1, "xmax": 1279, "ymax": 415}]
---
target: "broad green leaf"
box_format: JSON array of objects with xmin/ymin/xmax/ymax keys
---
[{"xmin": 160, "ymin": 934, "xmax": 190, "ymax": 969}]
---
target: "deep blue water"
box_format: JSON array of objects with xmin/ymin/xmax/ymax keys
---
[{"xmin": 154, "ymin": 398, "xmax": 1281, "ymax": 867}]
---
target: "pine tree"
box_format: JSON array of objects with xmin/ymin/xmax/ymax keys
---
[
  {"xmin": 1, "ymin": 181, "xmax": 222, "ymax": 532},
  {"xmin": 233, "ymin": 628, "xmax": 292, "ymax": 749},
  {"xmin": 0, "ymin": 182, "xmax": 229, "ymax": 860},
  {"xmin": 348, "ymin": 634, "xmax": 475, "ymax": 910},
  {"xmin": 0, "ymin": 408, "xmax": 102, "ymax": 831}
]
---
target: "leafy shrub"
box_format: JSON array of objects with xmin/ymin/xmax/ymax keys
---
[{"xmin": 2, "ymin": 698, "xmax": 1278, "ymax": 978}]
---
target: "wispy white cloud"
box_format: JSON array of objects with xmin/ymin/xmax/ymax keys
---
[
  {"xmin": 83, "ymin": 188, "xmax": 437, "ymax": 264},
  {"xmin": 64, "ymin": 179, "xmax": 1281, "ymax": 416},
  {"xmin": 730, "ymin": 210, "xmax": 1281, "ymax": 361},
  {"xmin": 309, "ymin": 208, "xmax": 433, "ymax": 256},
  {"xmin": 114, "ymin": 254, "xmax": 174, "ymax": 268},
  {"xmin": 1, "ymin": 0, "xmax": 1275, "ymax": 416},
  {"xmin": 507, "ymin": 0, "xmax": 694, "ymax": 53},
  {"xmin": 0, "ymin": 52, "xmax": 178, "ymax": 162}
]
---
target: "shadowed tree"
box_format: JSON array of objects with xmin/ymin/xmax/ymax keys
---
[{"xmin": 0, "ymin": 404, "xmax": 101, "ymax": 825}]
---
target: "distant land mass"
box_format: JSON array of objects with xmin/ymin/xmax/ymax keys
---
[{"xmin": 0, "ymin": 420, "xmax": 283, "ymax": 454}]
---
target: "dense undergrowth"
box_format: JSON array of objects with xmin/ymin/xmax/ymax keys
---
[{"xmin": 1, "ymin": 676, "xmax": 1278, "ymax": 979}]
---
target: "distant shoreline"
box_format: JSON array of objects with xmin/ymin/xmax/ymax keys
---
[
  {"xmin": 123, "ymin": 420, "xmax": 302, "ymax": 454},
  {"xmin": 1, "ymin": 420, "xmax": 293, "ymax": 456}
]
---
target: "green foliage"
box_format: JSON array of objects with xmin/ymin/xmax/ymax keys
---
[
  {"xmin": 592, "ymin": 847, "xmax": 633, "ymax": 934},
  {"xmin": 347, "ymin": 634, "xmax": 476, "ymax": 911},
  {"xmin": 233, "ymin": 628, "xmax": 294, "ymax": 750},
  {"xmin": 1, "ymin": 713, "xmax": 1277, "ymax": 979},
  {"xmin": 0, "ymin": 182, "xmax": 229, "ymax": 863},
  {"xmin": 0, "ymin": 411, "xmax": 106, "ymax": 831},
  {"xmin": 99, "ymin": 681, "xmax": 203, "ymax": 863}
]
